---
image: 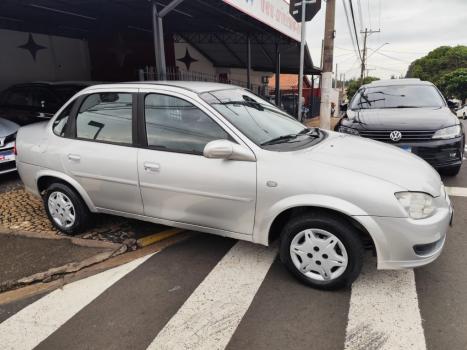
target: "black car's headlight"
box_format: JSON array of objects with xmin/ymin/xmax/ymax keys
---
[
  {"xmin": 338, "ymin": 126, "xmax": 360, "ymax": 136},
  {"xmin": 432, "ymin": 125, "xmax": 462, "ymax": 139}
]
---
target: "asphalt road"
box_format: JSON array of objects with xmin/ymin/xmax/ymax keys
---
[{"xmin": 1, "ymin": 118, "xmax": 467, "ymax": 350}]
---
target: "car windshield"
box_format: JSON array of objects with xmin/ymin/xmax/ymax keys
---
[
  {"xmin": 350, "ymin": 85, "xmax": 445, "ymax": 110},
  {"xmin": 200, "ymin": 89, "xmax": 309, "ymax": 146}
]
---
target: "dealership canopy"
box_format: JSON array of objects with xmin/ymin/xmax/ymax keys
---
[{"xmin": 0, "ymin": 0, "xmax": 320, "ymax": 76}]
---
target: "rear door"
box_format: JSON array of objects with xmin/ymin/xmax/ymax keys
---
[
  {"xmin": 137, "ymin": 90, "xmax": 257, "ymax": 235},
  {"xmin": 58, "ymin": 89, "xmax": 143, "ymax": 215}
]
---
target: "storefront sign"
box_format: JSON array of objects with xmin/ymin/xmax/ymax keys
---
[{"xmin": 223, "ymin": 0, "xmax": 301, "ymax": 42}]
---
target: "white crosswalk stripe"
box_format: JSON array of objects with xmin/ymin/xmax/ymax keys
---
[
  {"xmin": 146, "ymin": 241, "xmax": 277, "ymax": 350},
  {"xmin": 345, "ymin": 255, "xmax": 426, "ymax": 350},
  {"xmin": 445, "ymin": 186, "xmax": 467, "ymax": 197},
  {"xmin": 0, "ymin": 253, "xmax": 154, "ymax": 350}
]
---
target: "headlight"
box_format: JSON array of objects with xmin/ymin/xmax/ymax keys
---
[
  {"xmin": 338, "ymin": 126, "xmax": 360, "ymax": 136},
  {"xmin": 432, "ymin": 125, "xmax": 461, "ymax": 139},
  {"xmin": 395, "ymin": 192, "xmax": 435, "ymax": 219}
]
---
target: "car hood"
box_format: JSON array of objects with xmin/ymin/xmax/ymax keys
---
[
  {"xmin": 303, "ymin": 132, "xmax": 442, "ymax": 196},
  {"xmin": 345, "ymin": 106, "xmax": 456, "ymax": 130},
  {"xmin": 0, "ymin": 117, "xmax": 19, "ymax": 137}
]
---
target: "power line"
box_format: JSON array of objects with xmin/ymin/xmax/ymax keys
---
[
  {"xmin": 367, "ymin": 0, "xmax": 372, "ymax": 30},
  {"xmin": 341, "ymin": 0, "xmax": 359, "ymax": 60},
  {"xmin": 373, "ymin": 50, "xmax": 410, "ymax": 63},
  {"xmin": 348, "ymin": 0, "xmax": 362, "ymax": 60},
  {"xmin": 356, "ymin": 0, "xmax": 364, "ymax": 31}
]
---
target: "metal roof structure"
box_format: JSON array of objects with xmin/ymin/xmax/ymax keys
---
[{"xmin": 0, "ymin": 0, "xmax": 321, "ymax": 75}]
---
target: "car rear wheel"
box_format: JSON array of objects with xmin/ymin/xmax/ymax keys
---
[
  {"xmin": 280, "ymin": 213, "xmax": 363, "ymax": 290},
  {"xmin": 43, "ymin": 183, "xmax": 91, "ymax": 235},
  {"xmin": 440, "ymin": 164, "xmax": 461, "ymax": 176}
]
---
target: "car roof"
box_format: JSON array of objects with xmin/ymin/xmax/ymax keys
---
[
  {"xmin": 7, "ymin": 81, "xmax": 96, "ymax": 89},
  {"xmin": 110, "ymin": 81, "xmax": 244, "ymax": 94},
  {"xmin": 362, "ymin": 78, "xmax": 434, "ymax": 88}
]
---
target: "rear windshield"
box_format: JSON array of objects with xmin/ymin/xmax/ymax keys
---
[{"xmin": 350, "ymin": 85, "xmax": 445, "ymax": 110}]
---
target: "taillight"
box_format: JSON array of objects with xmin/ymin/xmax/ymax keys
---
[{"xmin": 13, "ymin": 142, "xmax": 17, "ymax": 156}]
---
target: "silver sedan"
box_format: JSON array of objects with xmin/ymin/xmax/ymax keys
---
[
  {"xmin": 0, "ymin": 117, "xmax": 19, "ymax": 174},
  {"xmin": 16, "ymin": 82, "xmax": 452, "ymax": 289}
]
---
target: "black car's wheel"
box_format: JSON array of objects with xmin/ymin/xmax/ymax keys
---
[
  {"xmin": 440, "ymin": 165, "xmax": 461, "ymax": 176},
  {"xmin": 43, "ymin": 183, "xmax": 91, "ymax": 234},
  {"xmin": 280, "ymin": 213, "xmax": 363, "ymax": 290}
]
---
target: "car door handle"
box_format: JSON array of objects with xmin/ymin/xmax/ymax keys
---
[
  {"xmin": 144, "ymin": 162, "xmax": 160, "ymax": 172},
  {"xmin": 68, "ymin": 154, "xmax": 81, "ymax": 161}
]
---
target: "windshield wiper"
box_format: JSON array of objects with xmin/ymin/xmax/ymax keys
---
[
  {"xmin": 261, "ymin": 134, "xmax": 299, "ymax": 146},
  {"xmin": 261, "ymin": 129, "xmax": 320, "ymax": 146}
]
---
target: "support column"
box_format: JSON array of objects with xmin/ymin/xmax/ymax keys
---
[
  {"xmin": 152, "ymin": 1, "xmax": 166, "ymax": 80},
  {"xmin": 275, "ymin": 44, "xmax": 280, "ymax": 106},
  {"xmin": 246, "ymin": 35, "xmax": 251, "ymax": 90}
]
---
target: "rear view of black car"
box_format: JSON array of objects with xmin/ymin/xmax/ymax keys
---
[{"xmin": 336, "ymin": 78, "xmax": 464, "ymax": 176}]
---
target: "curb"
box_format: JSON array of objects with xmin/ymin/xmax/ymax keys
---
[
  {"xmin": 0, "ymin": 226, "xmax": 122, "ymax": 250},
  {"xmin": 0, "ymin": 244, "xmax": 127, "ymax": 293}
]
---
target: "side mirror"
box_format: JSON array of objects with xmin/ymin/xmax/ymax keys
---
[
  {"xmin": 203, "ymin": 140, "xmax": 256, "ymax": 162},
  {"xmin": 447, "ymin": 100, "xmax": 456, "ymax": 110},
  {"xmin": 340, "ymin": 103, "xmax": 348, "ymax": 112}
]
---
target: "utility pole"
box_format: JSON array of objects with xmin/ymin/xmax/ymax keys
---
[
  {"xmin": 319, "ymin": 0, "xmax": 336, "ymax": 130},
  {"xmin": 359, "ymin": 28, "xmax": 380, "ymax": 85},
  {"xmin": 297, "ymin": 0, "xmax": 307, "ymax": 122}
]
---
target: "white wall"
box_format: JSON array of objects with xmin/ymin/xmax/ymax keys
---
[
  {"xmin": 174, "ymin": 42, "xmax": 273, "ymax": 90},
  {"xmin": 0, "ymin": 29, "xmax": 91, "ymax": 91}
]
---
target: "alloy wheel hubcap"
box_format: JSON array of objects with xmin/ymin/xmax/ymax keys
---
[
  {"xmin": 290, "ymin": 228, "xmax": 348, "ymax": 281},
  {"xmin": 48, "ymin": 191, "xmax": 76, "ymax": 229}
]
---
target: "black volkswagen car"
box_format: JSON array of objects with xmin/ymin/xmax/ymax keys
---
[
  {"xmin": 0, "ymin": 81, "xmax": 92, "ymax": 126},
  {"xmin": 336, "ymin": 78, "xmax": 464, "ymax": 176}
]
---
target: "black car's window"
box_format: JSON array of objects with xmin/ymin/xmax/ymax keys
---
[
  {"xmin": 76, "ymin": 93, "xmax": 132, "ymax": 144},
  {"xmin": 30, "ymin": 88, "xmax": 61, "ymax": 111},
  {"xmin": 144, "ymin": 94, "xmax": 229, "ymax": 155},
  {"xmin": 350, "ymin": 85, "xmax": 445, "ymax": 110},
  {"xmin": 2, "ymin": 88, "xmax": 33, "ymax": 107},
  {"xmin": 53, "ymin": 103, "xmax": 73, "ymax": 137}
]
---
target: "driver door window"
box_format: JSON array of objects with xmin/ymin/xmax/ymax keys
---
[{"xmin": 144, "ymin": 94, "xmax": 229, "ymax": 154}]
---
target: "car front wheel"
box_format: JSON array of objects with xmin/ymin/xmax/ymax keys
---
[
  {"xmin": 280, "ymin": 213, "xmax": 363, "ymax": 290},
  {"xmin": 43, "ymin": 183, "xmax": 91, "ymax": 235}
]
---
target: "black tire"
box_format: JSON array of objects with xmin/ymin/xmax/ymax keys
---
[
  {"xmin": 280, "ymin": 213, "xmax": 363, "ymax": 290},
  {"xmin": 440, "ymin": 164, "xmax": 461, "ymax": 176},
  {"xmin": 43, "ymin": 183, "xmax": 91, "ymax": 235}
]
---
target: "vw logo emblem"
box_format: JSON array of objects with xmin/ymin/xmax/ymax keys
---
[{"xmin": 390, "ymin": 130, "xmax": 402, "ymax": 142}]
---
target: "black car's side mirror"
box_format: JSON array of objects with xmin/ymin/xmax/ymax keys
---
[{"xmin": 447, "ymin": 100, "xmax": 456, "ymax": 109}]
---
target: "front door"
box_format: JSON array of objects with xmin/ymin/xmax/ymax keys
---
[
  {"xmin": 60, "ymin": 90, "xmax": 143, "ymax": 215},
  {"xmin": 138, "ymin": 92, "xmax": 256, "ymax": 235}
]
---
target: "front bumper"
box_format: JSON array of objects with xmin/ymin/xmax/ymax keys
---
[
  {"xmin": 355, "ymin": 196, "xmax": 452, "ymax": 269},
  {"xmin": 387, "ymin": 136, "xmax": 464, "ymax": 169},
  {"xmin": 0, "ymin": 142, "xmax": 16, "ymax": 175}
]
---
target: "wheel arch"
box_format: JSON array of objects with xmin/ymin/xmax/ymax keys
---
[
  {"xmin": 254, "ymin": 195, "xmax": 380, "ymax": 257},
  {"xmin": 36, "ymin": 170, "xmax": 97, "ymax": 212}
]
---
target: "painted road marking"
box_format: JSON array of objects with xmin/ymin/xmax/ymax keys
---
[
  {"xmin": 146, "ymin": 241, "xmax": 277, "ymax": 350},
  {"xmin": 0, "ymin": 253, "xmax": 154, "ymax": 350},
  {"xmin": 137, "ymin": 228, "xmax": 183, "ymax": 248},
  {"xmin": 344, "ymin": 255, "xmax": 425, "ymax": 350},
  {"xmin": 445, "ymin": 186, "xmax": 467, "ymax": 197}
]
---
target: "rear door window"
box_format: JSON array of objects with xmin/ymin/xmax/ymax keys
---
[{"xmin": 75, "ymin": 93, "xmax": 133, "ymax": 145}]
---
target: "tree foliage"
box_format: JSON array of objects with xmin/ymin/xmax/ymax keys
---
[
  {"xmin": 406, "ymin": 45, "xmax": 467, "ymax": 101},
  {"xmin": 437, "ymin": 68, "xmax": 467, "ymax": 102},
  {"xmin": 346, "ymin": 76, "xmax": 380, "ymax": 100}
]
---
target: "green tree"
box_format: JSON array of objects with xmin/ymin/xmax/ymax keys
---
[
  {"xmin": 406, "ymin": 45, "xmax": 467, "ymax": 85},
  {"xmin": 346, "ymin": 76, "xmax": 380, "ymax": 100},
  {"xmin": 437, "ymin": 68, "xmax": 467, "ymax": 102}
]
